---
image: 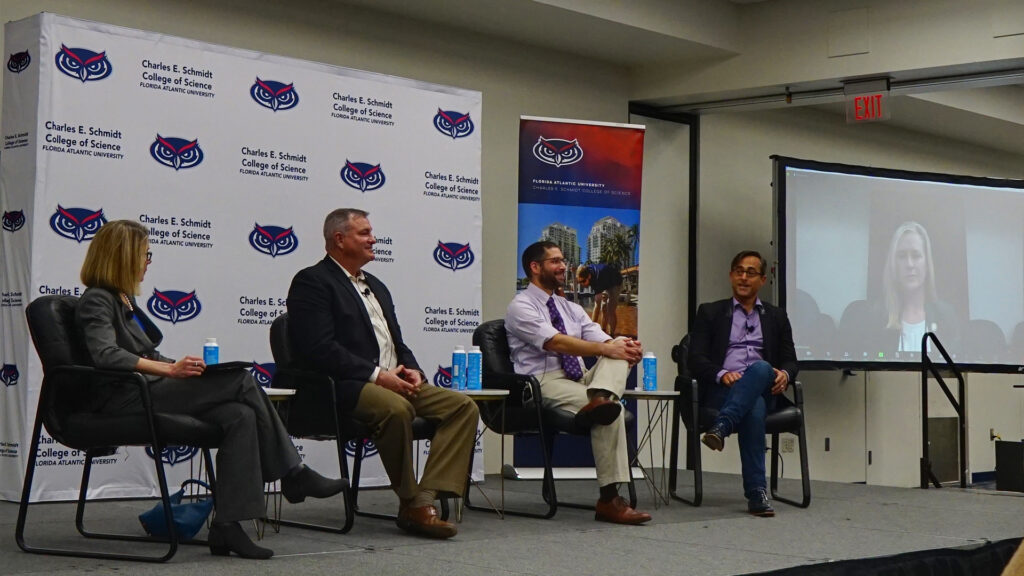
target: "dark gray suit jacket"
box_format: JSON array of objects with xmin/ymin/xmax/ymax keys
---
[
  {"xmin": 76, "ymin": 287, "xmax": 172, "ymax": 411},
  {"xmin": 286, "ymin": 256, "xmax": 420, "ymax": 412}
]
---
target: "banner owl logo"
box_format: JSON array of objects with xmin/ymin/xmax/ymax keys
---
[
  {"xmin": 432, "ymin": 109, "xmax": 474, "ymax": 139},
  {"xmin": 147, "ymin": 289, "xmax": 202, "ymax": 324},
  {"xmin": 54, "ymin": 45, "xmax": 112, "ymax": 82},
  {"xmin": 150, "ymin": 135, "xmax": 204, "ymax": 171},
  {"xmin": 7, "ymin": 50, "xmax": 30, "ymax": 74},
  {"xmin": 249, "ymin": 223, "xmax": 298, "ymax": 258},
  {"xmin": 250, "ymin": 78, "xmax": 299, "ymax": 112},
  {"xmin": 0, "ymin": 364, "xmax": 18, "ymax": 387},
  {"xmin": 145, "ymin": 445, "xmax": 199, "ymax": 466},
  {"xmin": 344, "ymin": 437, "xmax": 380, "ymax": 458},
  {"xmin": 433, "ymin": 241, "xmax": 475, "ymax": 272},
  {"xmin": 532, "ymin": 136, "xmax": 584, "ymax": 167},
  {"xmin": 3, "ymin": 210, "xmax": 25, "ymax": 232},
  {"xmin": 49, "ymin": 206, "xmax": 106, "ymax": 243},
  {"xmin": 340, "ymin": 160, "xmax": 386, "ymax": 192},
  {"xmin": 433, "ymin": 366, "xmax": 453, "ymax": 389},
  {"xmin": 250, "ymin": 362, "xmax": 276, "ymax": 387}
]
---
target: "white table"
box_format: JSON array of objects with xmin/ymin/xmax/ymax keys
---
[
  {"xmin": 456, "ymin": 388, "xmax": 508, "ymax": 520},
  {"xmin": 622, "ymin": 389, "xmax": 679, "ymax": 507}
]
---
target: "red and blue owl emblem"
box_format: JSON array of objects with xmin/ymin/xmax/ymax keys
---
[
  {"xmin": 249, "ymin": 224, "xmax": 298, "ymax": 258},
  {"xmin": 345, "ymin": 437, "xmax": 380, "ymax": 458},
  {"xmin": 340, "ymin": 160, "xmax": 386, "ymax": 192},
  {"xmin": 7, "ymin": 50, "xmax": 30, "ymax": 74},
  {"xmin": 434, "ymin": 365, "xmax": 454, "ymax": 388},
  {"xmin": 146, "ymin": 445, "xmax": 199, "ymax": 466},
  {"xmin": 150, "ymin": 135, "xmax": 204, "ymax": 171},
  {"xmin": 54, "ymin": 45, "xmax": 111, "ymax": 82},
  {"xmin": 249, "ymin": 362, "xmax": 277, "ymax": 387},
  {"xmin": 1, "ymin": 364, "xmax": 19, "ymax": 387},
  {"xmin": 432, "ymin": 109, "xmax": 474, "ymax": 139},
  {"xmin": 147, "ymin": 289, "xmax": 202, "ymax": 324},
  {"xmin": 433, "ymin": 241, "xmax": 475, "ymax": 272},
  {"xmin": 250, "ymin": 78, "xmax": 299, "ymax": 112},
  {"xmin": 3, "ymin": 210, "xmax": 25, "ymax": 232},
  {"xmin": 49, "ymin": 206, "xmax": 106, "ymax": 243},
  {"xmin": 532, "ymin": 136, "xmax": 584, "ymax": 167}
]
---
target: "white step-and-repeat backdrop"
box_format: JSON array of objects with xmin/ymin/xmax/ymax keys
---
[{"xmin": 0, "ymin": 13, "xmax": 482, "ymax": 501}]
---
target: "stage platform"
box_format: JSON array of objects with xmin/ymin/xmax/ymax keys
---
[{"xmin": 3, "ymin": 470, "xmax": 1021, "ymax": 575}]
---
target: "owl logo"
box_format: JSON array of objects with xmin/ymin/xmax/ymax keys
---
[
  {"xmin": 433, "ymin": 366, "xmax": 453, "ymax": 389},
  {"xmin": 150, "ymin": 135, "xmax": 204, "ymax": 171},
  {"xmin": 49, "ymin": 206, "xmax": 106, "ymax": 243},
  {"xmin": 250, "ymin": 362, "xmax": 276, "ymax": 387},
  {"xmin": 250, "ymin": 78, "xmax": 299, "ymax": 112},
  {"xmin": 340, "ymin": 160, "xmax": 386, "ymax": 192},
  {"xmin": 432, "ymin": 241, "xmax": 475, "ymax": 272},
  {"xmin": 532, "ymin": 136, "xmax": 584, "ymax": 167},
  {"xmin": 147, "ymin": 289, "xmax": 202, "ymax": 324},
  {"xmin": 54, "ymin": 44, "xmax": 112, "ymax": 83},
  {"xmin": 248, "ymin": 223, "xmax": 298, "ymax": 258},
  {"xmin": 432, "ymin": 109, "xmax": 474, "ymax": 139},
  {"xmin": 0, "ymin": 364, "xmax": 18, "ymax": 387},
  {"xmin": 7, "ymin": 50, "xmax": 30, "ymax": 74},
  {"xmin": 3, "ymin": 210, "xmax": 25, "ymax": 232},
  {"xmin": 344, "ymin": 437, "xmax": 380, "ymax": 458},
  {"xmin": 145, "ymin": 445, "xmax": 199, "ymax": 466}
]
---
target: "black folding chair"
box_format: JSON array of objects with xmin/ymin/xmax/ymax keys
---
[
  {"xmin": 469, "ymin": 319, "xmax": 636, "ymax": 518},
  {"xmin": 268, "ymin": 313, "xmax": 446, "ymax": 533},
  {"xmin": 668, "ymin": 334, "xmax": 810, "ymax": 508},
  {"xmin": 17, "ymin": 295, "xmax": 220, "ymax": 562}
]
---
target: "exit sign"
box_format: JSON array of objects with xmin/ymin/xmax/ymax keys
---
[{"xmin": 846, "ymin": 92, "xmax": 890, "ymax": 123}]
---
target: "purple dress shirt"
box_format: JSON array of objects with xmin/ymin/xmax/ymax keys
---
[
  {"xmin": 505, "ymin": 283, "xmax": 611, "ymax": 376},
  {"xmin": 716, "ymin": 298, "xmax": 765, "ymax": 383}
]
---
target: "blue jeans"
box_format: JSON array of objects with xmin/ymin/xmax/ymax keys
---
[{"xmin": 704, "ymin": 361, "xmax": 777, "ymax": 499}]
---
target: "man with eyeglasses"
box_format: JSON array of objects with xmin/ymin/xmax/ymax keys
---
[
  {"xmin": 505, "ymin": 241, "xmax": 651, "ymax": 524},
  {"xmin": 688, "ymin": 250, "xmax": 798, "ymax": 517}
]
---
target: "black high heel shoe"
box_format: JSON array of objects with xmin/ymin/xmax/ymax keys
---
[
  {"xmin": 208, "ymin": 522, "xmax": 273, "ymax": 559},
  {"xmin": 280, "ymin": 464, "xmax": 348, "ymax": 504}
]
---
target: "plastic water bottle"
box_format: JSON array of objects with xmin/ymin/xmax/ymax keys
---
[
  {"xmin": 467, "ymin": 345, "xmax": 482, "ymax": 390},
  {"xmin": 642, "ymin": 352, "xmax": 657, "ymax": 391},
  {"xmin": 203, "ymin": 338, "xmax": 219, "ymax": 365},
  {"xmin": 451, "ymin": 345, "xmax": 467, "ymax": 390}
]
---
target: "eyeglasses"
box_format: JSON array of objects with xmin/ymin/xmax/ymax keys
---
[
  {"xmin": 731, "ymin": 266, "xmax": 762, "ymax": 278},
  {"xmin": 146, "ymin": 251, "xmax": 153, "ymax": 263},
  {"xmin": 539, "ymin": 257, "xmax": 567, "ymax": 266}
]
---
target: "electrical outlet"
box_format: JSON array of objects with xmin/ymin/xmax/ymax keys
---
[{"xmin": 781, "ymin": 437, "xmax": 795, "ymax": 453}]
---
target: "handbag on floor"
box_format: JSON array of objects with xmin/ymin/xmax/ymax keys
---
[{"xmin": 138, "ymin": 478, "xmax": 214, "ymax": 541}]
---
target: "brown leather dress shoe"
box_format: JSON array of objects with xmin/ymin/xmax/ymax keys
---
[
  {"xmin": 574, "ymin": 395, "xmax": 622, "ymax": 428},
  {"xmin": 594, "ymin": 496, "xmax": 652, "ymax": 525},
  {"xmin": 396, "ymin": 504, "xmax": 458, "ymax": 539}
]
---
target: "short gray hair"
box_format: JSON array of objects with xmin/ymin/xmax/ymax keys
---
[{"xmin": 323, "ymin": 208, "xmax": 369, "ymax": 248}]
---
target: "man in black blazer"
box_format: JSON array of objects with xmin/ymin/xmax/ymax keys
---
[
  {"xmin": 689, "ymin": 250, "xmax": 798, "ymax": 517},
  {"xmin": 287, "ymin": 208, "xmax": 478, "ymax": 539}
]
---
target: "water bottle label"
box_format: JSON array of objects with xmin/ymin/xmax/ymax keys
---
[
  {"xmin": 643, "ymin": 357, "xmax": 657, "ymax": 391},
  {"xmin": 204, "ymin": 345, "xmax": 219, "ymax": 365}
]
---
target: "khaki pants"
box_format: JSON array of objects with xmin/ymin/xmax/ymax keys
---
[
  {"xmin": 537, "ymin": 357, "xmax": 630, "ymax": 486},
  {"xmin": 351, "ymin": 383, "xmax": 479, "ymax": 500}
]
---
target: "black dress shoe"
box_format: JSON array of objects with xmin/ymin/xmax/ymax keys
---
[
  {"xmin": 208, "ymin": 522, "xmax": 273, "ymax": 559},
  {"xmin": 747, "ymin": 488, "xmax": 775, "ymax": 517},
  {"xmin": 574, "ymin": 395, "xmax": 622, "ymax": 429},
  {"xmin": 281, "ymin": 465, "xmax": 348, "ymax": 504},
  {"xmin": 702, "ymin": 420, "xmax": 729, "ymax": 451}
]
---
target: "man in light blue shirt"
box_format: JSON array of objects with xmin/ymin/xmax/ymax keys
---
[{"xmin": 505, "ymin": 241, "xmax": 651, "ymax": 525}]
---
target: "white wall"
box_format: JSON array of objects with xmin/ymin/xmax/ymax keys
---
[{"xmin": 695, "ymin": 105, "xmax": 1024, "ymax": 486}]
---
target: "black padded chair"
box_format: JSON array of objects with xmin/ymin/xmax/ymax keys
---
[
  {"xmin": 16, "ymin": 295, "xmax": 221, "ymax": 563},
  {"xmin": 469, "ymin": 319, "xmax": 636, "ymax": 519},
  {"xmin": 267, "ymin": 313, "xmax": 445, "ymax": 533},
  {"xmin": 667, "ymin": 334, "xmax": 810, "ymax": 508}
]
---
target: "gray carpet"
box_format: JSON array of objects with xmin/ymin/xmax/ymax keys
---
[{"xmin": 3, "ymin": 471, "xmax": 1021, "ymax": 576}]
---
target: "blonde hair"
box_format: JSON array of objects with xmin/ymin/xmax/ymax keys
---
[
  {"xmin": 80, "ymin": 220, "xmax": 149, "ymax": 295},
  {"xmin": 882, "ymin": 221, "xmax": 937, "ymax": 329}
]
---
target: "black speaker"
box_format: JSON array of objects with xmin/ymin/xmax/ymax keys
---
[{"xmin": 995, "ymin": 440, "xmax": 1024, "ymax": 492}]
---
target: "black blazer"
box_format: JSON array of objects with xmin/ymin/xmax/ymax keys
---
[
  {"xmin": 688, "ymin": 298, "xmax": 799, "ymax": 400},
  {"xmin": 286, "ymin": 255, "xmax": 420, "ymax": 412},
  {"xmin": 75, "ymin": 287, "xmax": 173, "ymax": 411}
]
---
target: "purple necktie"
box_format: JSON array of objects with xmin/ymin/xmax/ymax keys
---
[{"xmin": 546, "ymin": 297, "xmax": 584, "ymax": 381}]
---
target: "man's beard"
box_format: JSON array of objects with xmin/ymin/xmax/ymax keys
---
[{"xmin": 539, "ymin": 269, "xmax": 564, "ymax": 291}]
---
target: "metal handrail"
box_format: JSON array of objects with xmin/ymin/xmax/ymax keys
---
[{"xmin": 920, "ymin": 331, "xmax": 967, "ymax": 489}]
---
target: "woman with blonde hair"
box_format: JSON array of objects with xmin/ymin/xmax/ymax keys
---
[{"xmin": 76, "ymin": 220, "xmax": 344, "ymax": 559}]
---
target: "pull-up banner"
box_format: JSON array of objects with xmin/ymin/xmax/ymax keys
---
[
  {"xmin": 0, "ymin": 13, "xmax": 482, "ymax": 502},
  {"xmin": 515, "ymin": 116, "xmax": 644, "ymax": 469}
]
